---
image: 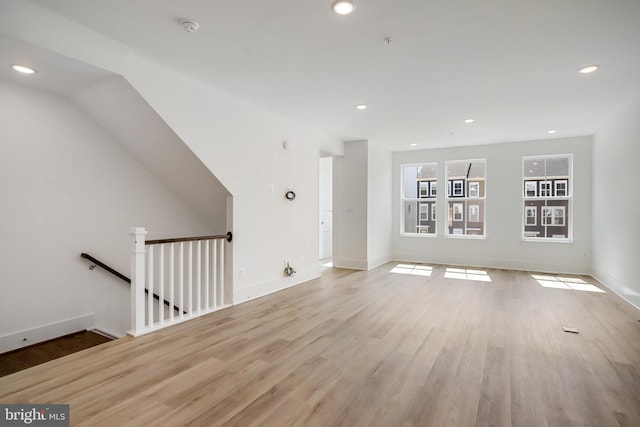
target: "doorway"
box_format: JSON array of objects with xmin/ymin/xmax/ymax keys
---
[{"xmin": 319, "ymin": 156, "xmax": 333, "ymax": 265}]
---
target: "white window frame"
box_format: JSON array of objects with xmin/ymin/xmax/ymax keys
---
[
  {"xmin": 430, "ymin": 181, "xmax": 437, "ymax": 197},
  {"xmin": 468, "ymin": 204, "xmax": 479, "ymax": 222},
  {"xmin": 419, "ymin": 203, "xmax": 429, "ymax": 221},
  {"xmin": 468, "ymin": 182, "xmax": 480, "ymax": 198},
  {"xmin": 525, "ymin": 206, "xmax": 537, "ymax": 226},
  {"xmin": 539, "ymin": 181, "xmax": 551, "ymax": 197},
  {"xmin": 419, "ymin": 181, "xmax": 429, "ymax": 198},
  {"xmin": 453, "ymin": 203, "xmax": 463, "ymax": 221},
  {"xmin": 522, "ymin": 154, "xmax": 572, "ymax": 242},
  {"xmin": 452, "ymin": 180, "xmax": 464, "ymax": 197},
  {"xmin": 431, "ymin": 204, "xmax": 436, "ymax": 221},
  {"xmin": 555, "ymin": 180, "xmax": 568, "ymax": 197},
  {"xmin": 446, "ymin": 159, "xmax": 486, "ymax": 239},
  {"xmin": 401, "ymin": 163, "xmax": 437, "ymax": 237},
  {"xmin": 552, "ymin": 207, "xmax": 565, "ymax": 226},
  {"xmin": 524, "ymin": 181, "xmax": 537, "ymax": 197}
]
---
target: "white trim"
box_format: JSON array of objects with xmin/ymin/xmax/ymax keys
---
[
  {"xmin": 539, "ymin": 181, "xmax": 551, "ymax": 197},
  {"xmin": 452, "ymin": 180, "xmax": 464, "ymax": 197},
  {"xmin": 525, "ymin": 181, "xmax": 537, "ymax": 197},
  {"xmin": 419, "ymin": 202, "xmax": 428, "ymax": 220},
  {"xmin": 419, "ymin": 181, "xmax": 429, "ymax": 197},
  {"xmin": 468, "ymin": 204, "xmax": 480, "ymax": 222},
  {"xmin": 0, "ymin": 313, "xmax": 95, "ymax": 353},
  {"xmin": 525, "ymin": 206, "xmax": 537, "ymax": 226},
  {"xmin": 234, "ymin": 266, "xmax": 321, "ymax": 302},
  {"xmin": 468, "ymin": 182, "xmax": 480, "ymax": 198},
  {"xmin": 453, "ymin": 202, "xmax": 464, "ymax": 221},
  {"xmin": 555, "ymin": 179, "xmax": 568, "ymax": 197}
]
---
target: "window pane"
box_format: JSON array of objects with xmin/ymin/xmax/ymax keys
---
[
  {"xmin": 446, "ymin": 159, "xmax": 486, "ymax": 237},
  {"xmin": 401, "ymin": 163, "xmax": 437, "ymax": 235},
  {"xmin": 522, "ymin": 155, "xmax": 571, "ymax": 240}
]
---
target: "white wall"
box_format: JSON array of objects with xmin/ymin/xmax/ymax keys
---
[
  {"xmin": 0, "ymin": 80, "xmax": 219, "ymax": 345},
  {"xmin": 318, "ymin": 157, "xmax": 333, "ymax": 260},
  {"xmin": 333, "ymin": 141, "xmax": 369, "ymax": 269},
  {"xmin": 333, "ymin": 140, "xmax": 393, "ymax": 270},
  {"xmin": 122, "ymin": 55, "xmax": 342, "ymax": 302},
  {"xmin": 367, "ymin": 141, "xmax": 393, "ymax": 269},
  {"xmin": 393, "ymin": 136, "xmax": 593, "ymax": 274},
  {"xmin": 1, "ymin": 1, "xmax": 344, "ymax": 305},
  {"xmin": 593, "ymin": 97, "xmax": 640, "ymax": 309}
]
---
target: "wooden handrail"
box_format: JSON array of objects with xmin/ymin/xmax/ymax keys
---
[
  {"xmin": 80, "ymin": 253, "xmax": 185, "ymax": 314},
  {"xmin": 145, "ymin": 231, "xmax": 232, "ymax": 245}
]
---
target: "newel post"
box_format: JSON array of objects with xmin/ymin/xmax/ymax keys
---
[{"xmin": 130, "ymin": 227, "xmax": 148, "ymax": 335}]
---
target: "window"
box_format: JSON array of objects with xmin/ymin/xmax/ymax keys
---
[
  {"xmin": 452, "ymin": 180, "xmax": 464, "ymax": 197},
  {"xmin": 468, "ymin": 182, "xmax": 480, "ymax": 198},
  {"xmin": 555, "ymin": 180, "xmax": 567, "ymax": 197},
  {"xmin": 453, "ymin": 203, "xmax": 463, "ymax": 221},
  {"xmin": 523, "ymin": 155, "xmax": 572, "ymax": 240},
  {"xmin": 540, "ymin": 181, "xmax": 551, "ymax": 197},
  {"xmin": 524, "ymin": 181, "xmax": 537, "ymax": 197},
  {"xmin": 419, "ymin": 203, "xmax": 428, "ymax": 220},
  {"xmin": 469, "ymin": 205, "xmax": 479, "ymax": 222},
  {"xmin": 525, "ymin": 206, "xmax": 537, "ymax": 226},
  {"xmin": 446, "ymin": 159, "xmax": 486, "ymax": 237},
  {"xmin": 419, "ymin": 181, "xmax": 429, "ymax": 198},
  {"xmin": 430, "ymin": 182, "xmax": 437, "ymax": 197},
  {"xmin": 401, "ymin": 163, "xmax": 437, "ymax": 235}
]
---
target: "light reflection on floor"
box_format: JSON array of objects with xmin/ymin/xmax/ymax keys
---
[{"xmin": 531, "ymin": 274, "xmax": 605, "ymax": 293}]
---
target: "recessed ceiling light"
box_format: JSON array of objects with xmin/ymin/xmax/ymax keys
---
[
  {"xmin": 578, "ymin": 65, "xmax": 599, "ymax": 74},
  {"xmin": 547, "ymin": 130, "xmax": 557, "ymax": 134},
  {"xmin": 410, "ymin": 143, "xmax": 418, "ymax": 147},
  {"xmin": 11, "ymin": 64, "xmax": 36, "ymax": 74},
  {"xmin": 332, "ymin": 0, "xmax": 356, "ymax": 15},
  {"xmin": 355, "ymin": 104, "xmax": 367, "ymax": 110},
  {"xmin": 464, "ymin": 118, "xmax": 475, "ymax": 123}
]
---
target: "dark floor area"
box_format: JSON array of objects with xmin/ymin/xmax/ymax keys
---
[{"xmin": 0, "ymin": 330, "xmax": 113, "ymax": 377}]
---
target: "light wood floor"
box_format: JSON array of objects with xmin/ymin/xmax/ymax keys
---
[{"xmin": 1, "ymin": 263, "xmax": 639, "ymax": 426}]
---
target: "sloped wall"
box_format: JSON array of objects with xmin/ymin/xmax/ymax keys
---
[{"xmin": 0, "ymin": 80, "xmax": 220, "ymax": 346}]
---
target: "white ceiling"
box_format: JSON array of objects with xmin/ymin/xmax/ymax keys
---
[
  {"xmin": 23, "ymin": 0, "xmax": 640, "ymax": 151},
  {"xmin": 0, "ymin": 34, "xmax": 114, "ymax": 96}
]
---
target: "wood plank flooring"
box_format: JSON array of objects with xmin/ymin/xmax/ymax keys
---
[
  {"xmin": 1, "ymin": 263, "xmax": 639, "ymax": 426},
  {"xmin": 0, "ymin": 331, "xmax": 112, "ymax": 378}
]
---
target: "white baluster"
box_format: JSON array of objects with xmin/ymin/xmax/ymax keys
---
[
  {"xmin": 169, "ymin": 243, "xmax": 175, "ymax": 322},
  {"xmin": 212, "ymin": 239, "xmax": 217, "ymax": 309},
  {"xmin": 188, "ymin": 241, "xmax": 193, "ymax": 315},
  {"xmin": 179, "ymin": 242, "xmax": 184, "ymax": 319},
  {"xmin": 204, "ymin": 240, "xmax": 210, "ymax": 310},
  {"xmin": 159, "ymin": 244, "xmax": 165, "ymax": 325},
  {"xmin": 129, "ymin": 227, "xmax": 147, "ymax": 335},
  {"xmin": 219, "ymin": 239, "xmax": 225, "ymax": 306},
  {"xmin": 147, "ymin": 245, "xmax": 154, "ymax": 327},
  {"xmin": 196, "ymin": 240, "xmax": 202, "ymax": 313}
]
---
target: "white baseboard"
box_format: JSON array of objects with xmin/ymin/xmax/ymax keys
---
[
  {"xmin": 0, "ymin": 313, "xmax": 95, "ymax": 354},
  {"xmin": 332, "ymin": 257, "xmax": 368, "ymax": 270},
  {"xmin": 391, "ymin": 253, "xmax": 591, "ymax": 275},
  {"xmin": 591, "ymin": 270, "xmax": 640, "ymax": 311},
  {"xmin": 234, "ymin": 267, "xmax": 320, "ymax": 303}
]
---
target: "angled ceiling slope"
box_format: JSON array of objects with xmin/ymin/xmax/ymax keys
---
[{"xmin": 0, "ymin": 34, "xmax": 230, "ymax": 228}]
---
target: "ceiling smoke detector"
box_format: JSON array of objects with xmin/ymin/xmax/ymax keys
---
[{"xmin": 181, "ymin": 21, "xmax": 199, "ymax": 33}]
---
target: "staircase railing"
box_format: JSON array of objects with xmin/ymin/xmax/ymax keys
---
[
  {"xmin": 80, "ymin": 253, "xmax": 184, "ymax": 314},
  {"xmin": 130, "ymin": 228, "xmax": 232, "ymax": 336}
]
